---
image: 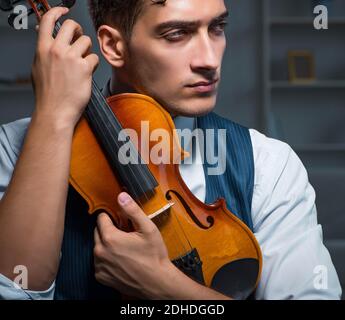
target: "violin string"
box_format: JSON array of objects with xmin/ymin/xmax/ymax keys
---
[
  {"xmin": 88, "ymin": 89, "xmax": 149, "ymax": 201},
  {"xmin": 87, "ymin": 91, "xmax": 149, "ymax": 208},
  {"xmin": 150, "ymin": 141, "xmax": 190, "ymax": 256},
  {"xmin": 164, "ymin": 210, "xmax": 189, "ymax": 260},
  {"xmin": 87, "ymin": 94, "xmax": 150, "ymax": 210},
  {"xmin": 171, "ymin": 209, "xmax": 193, "ymax": 251},
  {"xmin": 153, "ymin": 195, "xmax": 188, "ymax": 258}
]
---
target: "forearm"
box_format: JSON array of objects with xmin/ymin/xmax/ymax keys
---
[{"xmin": 0, "ymin": 110, "xmax": 74, "ymax": 290}]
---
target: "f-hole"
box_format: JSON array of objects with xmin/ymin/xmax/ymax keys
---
[{"xmin": 166, "ymin": 190, "xmax": 214, "ymax": 230}]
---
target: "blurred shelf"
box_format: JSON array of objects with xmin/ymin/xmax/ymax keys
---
[
  {"xmin": 0, "ymin": 24, "xmax": 36, "ymax": 30},
  {"xmin": 0, "ymin": 13, "xmax": 11, "ymax": 28},
  {"xmin": 308, "ymin": 167, "xmax": 345, "ymax": 175},
  {"xmin": 270, "ymin": 17, "xmax": 345, "ymax": 26},
  {"xmin": 325, "ymin": 239, "xmax": 345, "ymax": 247},
  {"xmin": 0, "ymin": 84, "xmax": 32, "ymax": 92},
  {"xmin": 270, "ymin": 81, "xmax": 345, "ymax": 89},
  {"xmin": 294, "ymin": 144, "xmax": 345, "ymax": 152}
]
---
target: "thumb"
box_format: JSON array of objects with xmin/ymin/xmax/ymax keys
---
[{"xmin": 117, "ymin": 192, "xmax": 156, "ymax": 235}]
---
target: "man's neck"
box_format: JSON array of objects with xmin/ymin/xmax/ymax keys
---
[{"xmin": 109, "ymin": 74, "xmax": 136, "ymax": 96}]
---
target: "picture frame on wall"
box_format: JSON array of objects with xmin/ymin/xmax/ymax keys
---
[{"xmin": 288, "ymin": 50, "xmax": 316, "ymax": 83}]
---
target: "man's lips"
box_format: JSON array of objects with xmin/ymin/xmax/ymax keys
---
[
  {"xmin": 186, "ymin": 79, "xmax": 219, "ymax": 93},
  {"xmin": 187, "ymin": 79, "xmax": 219, "ymax": 87}
]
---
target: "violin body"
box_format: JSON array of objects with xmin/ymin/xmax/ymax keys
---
[{"xmin": 70, "ymin": 93, "xmax": 262, "ymax": 298}]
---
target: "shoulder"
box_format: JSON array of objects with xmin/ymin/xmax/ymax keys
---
[
  {"xmin": 249, "ymin": 128, "xmax": 292, "ymax": 165},
  {"xmin": 249, "ymin": 127, "xmax": 307, "ymax": 182},
  {"xmin": 0, "ymin": 118, "xmax": 31, "ymax": 158},
  {"xmin": 248, "ymin": 128, "xmax": 312, "ymax": 228},
  {"xmin": 203, "ymin": 114, "xmax": 295, "ymax": 170},
  {"xmin": 201, "ymin": 114, "xmax": 304, "ymax": 179},
  {"xmin": 248, "ymin": 128, "xmax": 301, "ymax": 186}
]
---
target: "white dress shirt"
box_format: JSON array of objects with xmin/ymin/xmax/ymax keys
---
[{"xmin": 0, "ymin": 117, "xmax": 342, "ymax": 300}]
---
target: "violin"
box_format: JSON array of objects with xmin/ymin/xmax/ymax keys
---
[{"xmin": 15, "ymin": 0, "xmax": 262, "ymax": 299}]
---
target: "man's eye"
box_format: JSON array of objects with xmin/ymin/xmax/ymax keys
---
[
  {"xmin": 210, "ymin": 22, "xmax": 228, "ymax": 35},
  {"xmin": 164, "ymin": 30, "xmax": 188, "ymax": 42}
]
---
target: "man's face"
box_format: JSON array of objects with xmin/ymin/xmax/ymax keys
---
[{"xmin": 121, "ymin": 0, "xmax": 228, "ymax": 117}]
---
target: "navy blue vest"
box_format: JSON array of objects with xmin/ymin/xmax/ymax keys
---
[{"xmin": 54, "ymin": 112, "xmax": 255, "ymax": 300}]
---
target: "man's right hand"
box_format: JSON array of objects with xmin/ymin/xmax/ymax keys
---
[
  {"xmin": 0, "ymin": 6, "xmax": 100, "ymax": 292},
  {"xmin": 31, "ymin": 7, "xmax": 99, "ymax": 129}
]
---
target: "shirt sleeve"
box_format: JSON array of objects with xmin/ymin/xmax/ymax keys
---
[
  {"xmin": 0, "ymin": 118, "xmax": 31, "ymax": 200},
  {"xmin": 250, "ymin": 129, "xmax": 342, "ymax": 300},
  {"xmin": 0, "ymin": 273, "xmax": 55, "ymax": 300},
  {"xmin": 0, "ymin": 118, "xmax": 56, "ymax": 300}
]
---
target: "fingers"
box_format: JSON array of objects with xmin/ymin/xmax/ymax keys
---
[
  {"xmin": 94, "ymin": 225, "xmax": 102, "ymax": 245},
  {"xmin": 55, "ymin": 19, "xmax": 83, "ymax": 46},
  {"xmin": 117, "ymin": 193, "xmax": 157, "ymax": 235},
  {"xmin": 85, "ymin": 53, "xmax": 100, "ymax": 73},
  {"xmin": 70, "ymin": 35, "xmax": 92, "ymax": 57},
  {"xmin": 36, "ymin": 8, "xmax": 98, "ymax": 73},
  {"xmin": 96, "ymin": 193, "xmax": 158, "ymax": 245},
  {"xmin": 97, "ymin": 212, "xmax": 116, "ymax": 233},
  {"xmin": 38, "ymin": 7, "xmax": 69, "ymax": 45}
]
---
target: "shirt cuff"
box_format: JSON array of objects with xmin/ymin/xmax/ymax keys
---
[{"xmin": 0, "ymin": 272, "xmax": 55, "ymax": 300}]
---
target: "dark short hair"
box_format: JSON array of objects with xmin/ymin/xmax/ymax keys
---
[{"xmin": 88, "ymin": 0, "xmax": 167, "ymax": 40}]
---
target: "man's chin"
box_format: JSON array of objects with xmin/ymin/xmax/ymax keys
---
[
  {"xmin": 170, "ymin": 105, "xmax": 215, "ymax": 118},
  {"xmin": 154, "ymin": 94, "xmax": 217, "ymax": 117},
  {"xmin": 178, "ymin": 96, "xmax": 218, "ymax": 117}
]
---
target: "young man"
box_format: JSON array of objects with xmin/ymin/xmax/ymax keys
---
[{"xmin": 0, "ymin": 0, "xmax": 342, "ymax": 299}]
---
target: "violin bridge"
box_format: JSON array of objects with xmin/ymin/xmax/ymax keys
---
[{"xmin": 148, "ymin": 202, "xmax": 175, "ymax": 220}]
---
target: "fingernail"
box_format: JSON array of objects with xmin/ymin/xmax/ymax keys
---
[{"xmin": 118, "ymin": 192, "xmax": 131, "ymax": 206}]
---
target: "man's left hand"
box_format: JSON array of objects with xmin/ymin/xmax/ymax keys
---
[{"xmin": 94, "ymin": 192, "xmax": 178, "ymax": 299}]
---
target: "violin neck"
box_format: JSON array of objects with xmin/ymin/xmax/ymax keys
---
[{"xmin": 85, "ymin": 80, "xmax": 158, "ymax": 200}]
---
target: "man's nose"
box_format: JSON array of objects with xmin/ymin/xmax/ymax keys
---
[{"xmin": 191, "ymin": 34, "xmax": 219, "ymax": 72}]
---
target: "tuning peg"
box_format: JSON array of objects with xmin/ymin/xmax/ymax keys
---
[
  {"xmin": 0, "ymin": 0, "xmax": 13, "ymax": 11},
  {"xmin": 0, "ymin": 0, "xmax": 22, "ymax": 12}
]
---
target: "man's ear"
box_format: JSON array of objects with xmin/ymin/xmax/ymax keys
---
[{"xmin": 97, "ymin": 25, "xmax": 126, "ymax": 68}]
